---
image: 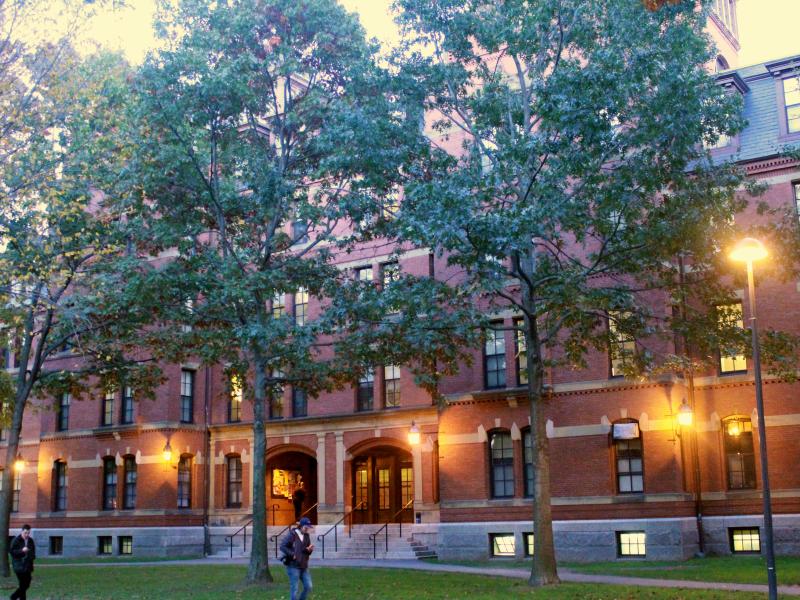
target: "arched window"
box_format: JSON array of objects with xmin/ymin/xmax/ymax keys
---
[
  {"xmin": 226, "ymin": 454, "xmax": 242, "ymax": 508},
  {"xmin": 612, "ymin": 420, "xmax": 643, "ymax": 494},
  {"xmin": 102, "ymin": 457, "xmax": 117, "ymax": 510},
  {"xmin": 715, "ymin": 54, "xmax": 730, "ymax": 73},
  {"xmin": 53, "ymin": 460, "xmax": 67, "ymax": 512},
  {"xmin": 122, "ymin": 455, "xmax": 137, "ymax": 509},
  {"xmin": 489, "ymin": 430, "xmax": 514, "ymax": 498},
  {"xmin": 522, "ymin": 428, "xmax": 534, "ymax": 497},
  {"xmin": 722, "ymin": 416, "xmax": 756, "ymax": 490},
  {"xmin": 177, "ymin": 454, "xmax": 193, "ymax": 508}
]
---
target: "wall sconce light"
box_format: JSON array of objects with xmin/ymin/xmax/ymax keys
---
[
  {"xmin": 408, "ymin": 421, "xmax": 420, "ymax": 446},
  {"xmin": 13, "ymin": 454, "xmax": 24, "ymax": 472},
  {"xmin": 162, "ymin": 440, "xmax": 173, "ymax": 463},
  {"xmin": 677, "ymin": 399, "xmax": 694, "ymax": 428}
]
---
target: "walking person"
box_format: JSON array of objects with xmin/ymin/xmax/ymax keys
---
[
  {"xmin": 9, "ymin": 524, "xmax": 35, "ymax": 600},
  {"xmin": 279, "ymin": 516, "xmax": 314, "ymax": 600}
]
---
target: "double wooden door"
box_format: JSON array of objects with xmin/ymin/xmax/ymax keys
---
[{"xmin": 352, "ymin": 452, "xmax": 413, "ymax": 524}]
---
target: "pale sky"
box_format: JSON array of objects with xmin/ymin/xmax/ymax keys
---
[{"xmin": 72, "ymin": 0, "xmax": 800, "ymax": 68}]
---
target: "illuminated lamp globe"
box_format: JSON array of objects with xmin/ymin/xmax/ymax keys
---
[
  {"xmin": 730, "ymin": 237, "xmax": 767, "ymax": 264},
  {"xmin": 162, "ymin": 440, "xmax": 173, "ymax": 463},
  {"xmin": 677, "ymin": 400, "xmax": 694, "ymax": 428},
  {"xmin": 408, "ymin": 421, "xmax": 421, "ymax": 446}
]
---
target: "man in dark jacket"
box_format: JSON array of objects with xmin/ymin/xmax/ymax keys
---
[
  {"xmin": 279, "ymin": 516, "xmax": 314, "ymax": 600},
  {"xmin": 9, "ymin": 524, "xmax": 35, "ymax": 600}
]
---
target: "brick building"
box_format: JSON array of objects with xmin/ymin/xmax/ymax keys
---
[{"xmin": 5, "ymin": 1, "xmax": 800, "ymax": 561}]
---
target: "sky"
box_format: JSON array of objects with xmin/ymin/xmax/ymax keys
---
[{"xmin": 72, "ymin": 0, "xmax": 800, "ymax": 68}]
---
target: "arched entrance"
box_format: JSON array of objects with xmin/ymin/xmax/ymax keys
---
[
  {"xmin": 267, "ymin": 447, "xmax": 317, "ymax": 526},
  {"xmin": 351, "ymin": 445, "xmax": 413, "ymax": 525}
]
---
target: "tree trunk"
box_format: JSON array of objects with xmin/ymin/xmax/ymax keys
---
[
  {"xmin": 0, "ymin": 387, "xmax": 29, "ymax": 578},
  {"xmin": 523, "ymin": 288, "xmax": 559, "ymax": 586},
  {"xmin": 246, "ymin": 354, "xmax": 272, "ymax": 583}
]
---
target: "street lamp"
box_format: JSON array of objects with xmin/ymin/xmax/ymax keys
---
[
  {"xmin": 408, "ymin": 421, "xmax": 421, "ymax": 446},
  {"xmin": 730, "ymin": 236, "xmax": 777, "ymax": 600},
  {"xmin": 677, "ymin": 399, "xmax": 694, "ymax": 428},
  {"xmin": 162, "ymin": 439, "xmax": 173, "ymax": 463}
]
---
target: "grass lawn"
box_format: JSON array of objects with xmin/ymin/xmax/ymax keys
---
[
  {"xmin": 565, "ymin": 555, "xmax": 800, "ymax": 586},
  {"xmin": 0, "ymin": 564, "xmax": 767, "ymax": 599}
]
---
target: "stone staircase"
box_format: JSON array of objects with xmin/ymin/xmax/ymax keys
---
[{"xmin": 209, "ymin": 523, "xmax": 436, "ymax": 561}]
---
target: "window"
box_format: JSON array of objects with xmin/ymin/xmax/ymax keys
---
[
  {"xmin": 177, "ymin": 455, "xmax": 192, "ymax": 508},
  {"xmin": 292, "ymin": 388, "xmax": 307, "ymax": 418},
  {"xmin": 613, "ymin": 421, "xmax": 644, "ymax": 493},
  {"xmin": 354, "ymin": 460, "xmax": 369, "ymax": 510},
  {"xmin": 793, "ymin": 182, "xmax": 800, "ymax": 222},
  {"xmin": 515, "ymin": 321, "xmax": 527, "ymax": 385},
  {"xmin": 119, "ymin": 535, "xmax": 133, "ymax": 555},
  {"xmin": 226, "ymin": 455, "xmax": 242, "ymax": 508},
  {"xmin": 524, "ymin": 532, "xmax": 534, "ymax": 557},
  {"xmin": 357, "ymin": 369, "xmax": 374, "ymax": 412},
  {"xmin": 229, "ymin": 375, "xmax": 242, "ymax": 423},
  {"xmin": 102, "ymin": 457, "xmax": 117, "ymax": 510},
  {"xmin": 356, "ymin": 266, "xmax": 373, "ymax": 282},
  {"xmin": 11, "ymin": 469, "xmax": 20, "ymax": 512},
  {"xmin": 401, "ymin": 465, "xmax": 413, "ymax": 507},
  {"xmin": 294, "ymin": 288, "xmax": 308, "ymax": 326},
  {"xmin": 292, "ymin": 220, "xmax": 309, "ymax": 244},
  {"xmin": 712, "ymin": 0, "xmax": 737, "ymax": 36},
  {"xmin": 522, "ymin": 428, "xmax": 533, "ymax": 497},
  {"xmin": 617, "ymin": 531, "xmax": 646, "ymax": 557},
  {"xmin": 272, "ymin": 293, "xmax": 286, "ymax": 318},
  {"xmin": 180, "ymin": 369, "xmax": 194, "ymax": 423},
  {"xmin": 53, "ymin": 460, "xmax": 67, "ymax": 511},
  {"xmin": 123, "ymin": 456, "xmax": 136, "ymax": 509},
  {"xmin": 101, "ymin": 390, "xmax": 114, "ymax": 426},
  {"xmin": 730, "ymin": 527, "xmax": 761, "ymax": 553},
  {"xmin": 715, "ymin": 54, "xmax": 730, "ymax": 73},
  {"xmin": 49, "ymin": 536, "xmax": 63, "ymax": 555},
  {"xmin": 717, "ymin": 303, "xmax": 746, "ymax": 373},
  {"xmin": 490, "ymin": 534, "xmax": 515, "ymax": 557},
  {"xmin": 98, "ymin": 536, "xmax": 112, "ymax": 555},
  {"xmin": 381, "ymin": 262, "xmax": 400, "ymax": 287},
  {"xmin": 269, "ymin": 372, "xmax": 283, "ymax": 420},
  {"xmin": 608, "ymin": 312, "xmax": 635, "ymax": 378},
  {"xmin": 378, "ymin": 467, "xmax": 390, "ymax": 509},
  {"xmin": 484, "ymin": 326, "xmax": 506, "ymax": 389},
  {"xmin": 0, "ymin": 402, "xmax": 8, "ymax": 441},
  {"xmin": 384, "ymin": 365, "xmax": 400, "ymax": 408},
  {"xmin": 723, "ymin": 416, "xmax": 756, "ymax": 489},
  {"xmin": 57, "ymin": 393, "xmax": 70, "ymax": 431},
  {"xmin": 121, "ymin": 386, "xmax": 134, "ymax": 425},
  {"xmin": 783, "ymin": 77, "xmax": 800, "ymax": 134},
  {"xmin": 489, "ymin": 431, "xmax": 514, "ymax": 498},
  {"xmin": 381, "ymin": 191, "xmax": 400, "ymax": 220}
]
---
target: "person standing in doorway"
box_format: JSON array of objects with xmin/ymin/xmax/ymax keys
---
[
  {"xmin": 279, "ymin": 517, "xmax": 314, "ymax": 600},
  {"xmin": 9, "ymin": 524, "xmax": 36, "ymax": 600},
  {"xmin": 292, "ymin": 479, "xmax": 306, "ymax": 521}
]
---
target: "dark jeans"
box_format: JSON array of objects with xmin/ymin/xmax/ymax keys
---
[
  {"xmin": 11, "ymin": 571, "xmax": 31, "ymax": 600},
  {"xmin": 286, "ymin": 565, "xmax": 312, "ymax": 600}
]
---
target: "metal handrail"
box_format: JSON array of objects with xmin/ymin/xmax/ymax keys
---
[
  {"xmin": 224, "ymin": 517, "xmax": 252, "ymax": 559},
  {"xmin": 270, "ymin": 503, "xmax": 280, "ymax": 525},
  {"xmin": 368, "ymin": 500, "xmax": 414, "ymax": 559},
  {"xmin": 270, "ymin": 503, "xmax": 319, "ymax": 558},
  {"xmin": 316, "ymin": 500, "xmax": 366, "ymax": 559}
]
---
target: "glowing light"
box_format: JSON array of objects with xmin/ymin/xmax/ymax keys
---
[
  {"xmin": 408, "ymin": 421, "xmax": 421, "ymax": 446},
  {"xmin": 677, "ymin": 400, "xmax": 694, "ymax": 428},
  {"xmin": 162, "ymin": 440, "xmax": 173, "ymax": 463},
  {"xmin": 730, "ymin": 238, "xmax": 768, "ymax": 264}
]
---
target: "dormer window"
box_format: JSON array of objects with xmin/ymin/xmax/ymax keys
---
[{"xmin": 782, "ymin": 77, "xmax": 800, "ymax": 134}]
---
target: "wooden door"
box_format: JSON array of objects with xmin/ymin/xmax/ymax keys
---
[
  {"xmin": 375, "ymin": 455, "xmax": 395, "ymax": 523},
  {"xmin": 352, "ymin": 457, "xmax": 371, "ymax": 524}
]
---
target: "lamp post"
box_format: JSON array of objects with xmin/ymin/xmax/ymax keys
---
[{"xmin": 730, "ymin": 237, "xmax": 777, "ymax": 600}]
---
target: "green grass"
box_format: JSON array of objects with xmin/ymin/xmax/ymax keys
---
[
  {"xmin": 36, "ymin": 554, "xmax": 203, "ymax": 565},
  {"xmin": 565, "ymin": 555, "xmax": 800, "ymax": 586},
  {"xmin": 0, "ymin": 564, "xmax": 768, "ymax": 599}
]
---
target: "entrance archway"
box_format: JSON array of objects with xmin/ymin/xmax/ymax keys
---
[
  {"xmin": 267, "ymin": 447, "xmax": 317, "ymax": 526},
  {"xmin": 351, "ymin": 445, "xmax": 413, "ymax": 525}
]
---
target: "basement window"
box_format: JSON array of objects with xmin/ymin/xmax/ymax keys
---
[
  {"xmin": 730, "ymin": 527, "xmax": 760, "ymax": 553},
  {"xmin": 490, "ymin": 533, "xmax": 515, "ymax": 557},
  {"xmin": 617, "ymin": 531, "xmax": 646, "ymax": 557}
]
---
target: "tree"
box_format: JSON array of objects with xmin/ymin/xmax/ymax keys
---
[
  {"xmin": 0, "ymin": 47, "xmax": 161, "ymax": 576},
  {"xmin": 109, "ymin": 0, "xmax": 474, "ymax": 583},
  {"xmin": 392, "ymin": 0, "xmax": 796, "ymax": 586}
]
